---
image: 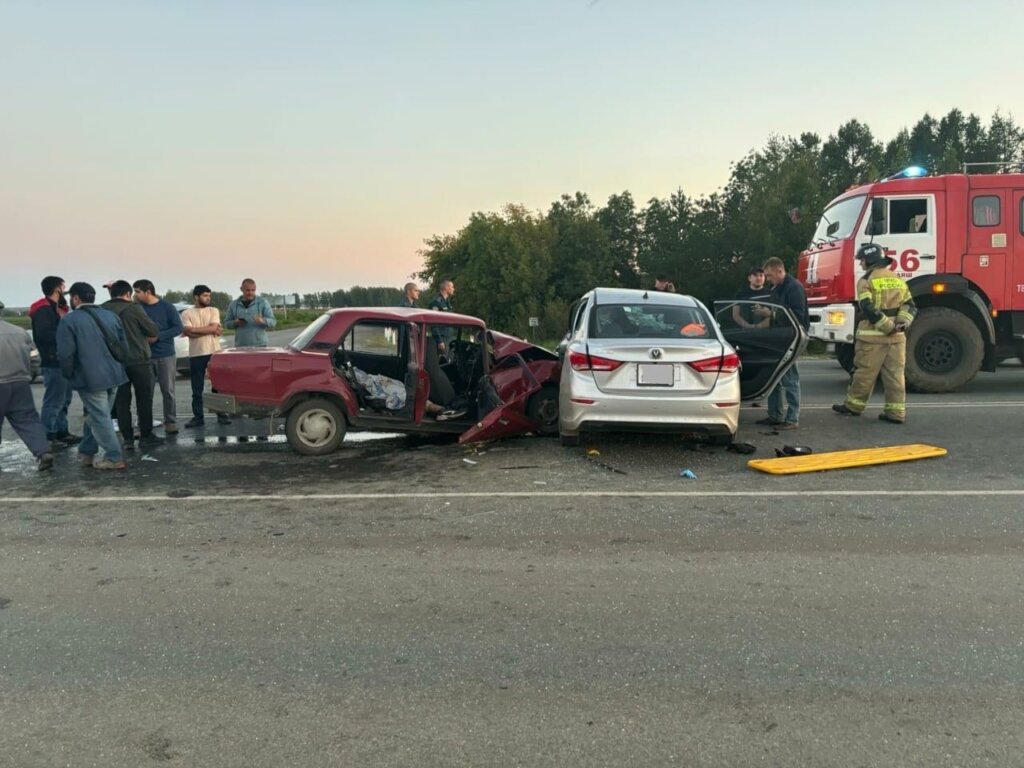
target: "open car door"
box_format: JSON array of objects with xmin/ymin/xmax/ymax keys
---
[
  {"xmin": 713, "ymin": 300, "xmax": 808, "ymax": 401},
  {"xmin": 458, "ymin": 353, "xmax": 541, "ymax": 444}
]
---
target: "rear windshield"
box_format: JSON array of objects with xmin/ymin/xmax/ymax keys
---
[
  {"xmin": 288, "ymin": 313, "xmax": 331, "ymax": 350},
  {"xmin": 589, "ymin": 303, "xmax": 712, "ymax": 339}
]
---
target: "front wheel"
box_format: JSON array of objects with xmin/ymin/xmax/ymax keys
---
[
  {"xmin": 905, "ymin": 307, "xmax": 984, "ymax": 393},
  {"xmin": 526, "ymin": 385, "xmax": 560, "ymax": 436},
  {"xmin": 285, "ymin": 398, "xmax": 347, "ymax": 455}
]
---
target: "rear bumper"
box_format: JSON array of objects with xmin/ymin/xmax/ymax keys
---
[
  {"xmin": 558, "ymin": 370, "xmax": 740, "ymax": 437},
  {"xmin": 808, "ymin": 303, "xmax": 856, "ymax": 344},
  {"xmin": 203, "ymin": 392, "xmax": 238, "ymax": 414}
]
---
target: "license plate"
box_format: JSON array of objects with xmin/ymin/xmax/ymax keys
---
[{"xmin": 637, "ymin": 363, "xmax": 674, "ymax": 386}]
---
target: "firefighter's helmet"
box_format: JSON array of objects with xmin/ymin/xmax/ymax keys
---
[{"xmin": 856, "ymin": 242, "xmax": 892, "ymax": 269}]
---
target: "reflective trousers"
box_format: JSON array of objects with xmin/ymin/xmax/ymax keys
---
[{"xmin": 844, "ymin": 337, "xmax": 907, "ymax": 420}]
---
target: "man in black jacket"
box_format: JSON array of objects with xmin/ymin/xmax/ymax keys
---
[
  {"xmin": 102, "ymin": 280, "xmax": 161, "ymax": 449},
  {"xmin": 758, "ymin": 257, "xmax": 809, "ymax": 430},
  {"xmin": 29, "ymin": 275, "xmax": 79, "ymax": 446}
]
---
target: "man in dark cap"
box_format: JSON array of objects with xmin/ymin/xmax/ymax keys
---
[{"xmin": 56, "ymin": 282, "xmax": 129, "ymax": 469}]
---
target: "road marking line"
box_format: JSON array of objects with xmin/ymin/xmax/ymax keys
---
[
  {"xmin": 4, "ymin": 490, "xmax": 1024, "ymax": 503},
  {"xmin": 798, "ymin": 401, "xmax": 1024, "ymax": 409}
]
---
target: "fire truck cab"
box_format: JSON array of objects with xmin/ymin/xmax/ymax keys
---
[{"xmin": 798, "ymin": 167, "xmax": 1024, "ymax": 392}]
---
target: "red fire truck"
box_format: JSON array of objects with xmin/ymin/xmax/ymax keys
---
[{"xmin": 797, "ymin": 165, "xmax": 1024, "ymax": 392}]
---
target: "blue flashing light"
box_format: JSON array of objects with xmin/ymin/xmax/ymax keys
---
[{"xmin": 883, "ymin": 165, "xmax": 928, "ymax": 181}]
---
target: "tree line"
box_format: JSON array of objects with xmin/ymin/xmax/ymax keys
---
[
  {"xmin": 416, "ymin": 109, "xmax": 1023, "ymax": 341},
  {"xmin": 161, "ymin": 287, "xmax": 402, "ymax": 313}
]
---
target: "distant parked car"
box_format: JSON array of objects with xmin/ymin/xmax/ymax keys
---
[
  {"xmin": 557, "ymin": 288, "xmax": 806, "ymax": 446},
  {"xmin": 27, "ymin": 331, "xmax": 40, "ymax": 382},
  {"xmin": 204, "ymin": 308, "xmax": 561, "ymax": 454}
]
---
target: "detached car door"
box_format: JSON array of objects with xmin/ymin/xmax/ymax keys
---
[
  {"xmin": 712, "ymin": 300, "xmax": 808, "ymax": 400},
  {"xmin": 457, "ymin": 352, "xmax": 541, "ymax": 444}
]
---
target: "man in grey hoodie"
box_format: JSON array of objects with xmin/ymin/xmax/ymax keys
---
[{"xmin": 0, "ymin": 302, "xmax": 54, "ymax": 471}]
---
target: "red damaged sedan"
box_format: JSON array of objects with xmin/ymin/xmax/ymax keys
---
[{"xmin": 204, "ymin": 308, "xmax": 561, "ymax": 454}]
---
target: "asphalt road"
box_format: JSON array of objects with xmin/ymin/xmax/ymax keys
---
[{"xmin": 2, "ymin": 358, "xmax": 1024, "ymax": 766}]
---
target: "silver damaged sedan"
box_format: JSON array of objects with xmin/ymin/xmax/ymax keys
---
[{"xmin": 557, "ymin": 288, "xmax": 805, "ymax": 446}]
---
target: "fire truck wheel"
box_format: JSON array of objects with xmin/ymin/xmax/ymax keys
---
[
  {"xmin": 905, "ymin": 307, "xmax": 983, "ymax": 393},
  {"xmin": 835, "ymin": 343, "xmax": 855, "ymax": 374}
]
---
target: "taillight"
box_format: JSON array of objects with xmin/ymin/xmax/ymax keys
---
[
  {"xmin": 569, "ymin": 350, "xmax": 623, "ymax": 372},
  {"xmin": 689, "ymin": 352, "xmax": 740, "ymax": 374}
]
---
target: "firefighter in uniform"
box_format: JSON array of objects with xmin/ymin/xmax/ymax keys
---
[{"xmin": 832, "ymin": 243, "xmax": 917, "ymax": 423}]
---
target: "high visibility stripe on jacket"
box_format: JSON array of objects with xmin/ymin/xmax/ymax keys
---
[{"xmin": 855, "ymin": 267, "xmax": 916, "ymax": 337}]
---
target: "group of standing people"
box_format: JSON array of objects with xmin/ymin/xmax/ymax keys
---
[
  {"xmin": 673, "ymin": 244, "xmax": 915, "ymax": 429},
  {"xmin": 0, "ymin": 276, "xmax": 276, "ymax": 472}
]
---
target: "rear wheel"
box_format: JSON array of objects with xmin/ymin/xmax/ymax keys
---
[
  {"xmin": 905, "ymin": 307, "xmax": 983, "ymax": 393},
  {"xmin": 526, "ymin": 385, "xmax": 560, "ymax": 436},
  {"xmin": 285, "ymin": 398, "xmax": 347, "ymax": 455}
]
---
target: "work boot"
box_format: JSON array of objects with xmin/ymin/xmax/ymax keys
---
[
  {"xmin": 832, "ymin": 403, "xmax": 861, "ymax": 416},
  {"xmin": 79, "ymin": 453, "xmax": 95, "ymax": 467},
  {"xmin": 216, "ymin": 413, "xmax": 232, "ymax": 425},
  {"xmin": 755, "ymin": 417, "xmax": 782, "ymax": 426},
  {"xmin": 93, "ymin": 457, "xmax": 128, "ymax": 470},
  {"xmin": 57, "ymin": 432, "xmax": 82, "ymax": 446},
  {"xmin": 878, "ymin": 412, "xmax": 904, "ymax": 424},
  {"xmin": 37, "ymin": 453, "xmax": 54, "ymax": 472},
  {"xmin": 138, "ymin": 434, "xmax": 165, "ymax": 448},
  {"xmin": 184, "ymin": 417, "xmax": 205, "ymax": 429},
  {"xmin": 163, "ymin": 421, "xmax": 179, "ymax": 434}
]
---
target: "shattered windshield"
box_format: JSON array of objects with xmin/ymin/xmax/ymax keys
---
[{"xmin": 811, "ymin": 195, "xmax": 866, "ymax": 244}]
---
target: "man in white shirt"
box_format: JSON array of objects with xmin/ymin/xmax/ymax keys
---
[{"xmin": 181, "ymin": 285, "xmax": 229, "ymax": 428}]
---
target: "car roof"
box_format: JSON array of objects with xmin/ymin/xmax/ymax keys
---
[
  {"xmin": 589, "ymin": 288, "xmax": 702, "ymax": 308},
  {"xmin": 324, "ymin": 307, "xmax": 485, "ymax": 325}
]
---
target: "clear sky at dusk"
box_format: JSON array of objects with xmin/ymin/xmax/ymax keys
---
[{"xmin": 2, "ymin": 0, "xmax": 1021, "ymax": 306}]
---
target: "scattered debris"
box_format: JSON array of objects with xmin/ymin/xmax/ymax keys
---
[
  {"xmin": 775, "ymin": 445, "xmax": 813, "ymax": 457},
  {"xmin": 586, "ymin": 448, "xmax": 601, "ymax": 457},
  {"xmin": 141, "ymin": 454, "xmax": 159, "ymax": 462},
  {"xmin": 727, "ymin": 442, "xmax": 757, "ymax": 455},
  {"xmin": 679, "ymin": 468, "xmax": 697, "ymax": 479},
  {"xmin": 533, "ymin": 480, "xmax": 547, "ymax": 485},
  {"xmin": 585, "ymin": 453, "xmax": 627, "ymax": 475},
  {"xmin": 462, "ymin": 458, "xmax": 478, "ymax": 466}
]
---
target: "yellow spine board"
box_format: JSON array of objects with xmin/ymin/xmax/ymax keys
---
[{"xmin": 748, "ymin": 444, "xmax": 947, "ymax": 475}]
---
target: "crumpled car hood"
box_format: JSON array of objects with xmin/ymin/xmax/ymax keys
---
[{"xmin": 490, "ymin": 331, "xmax": 558, "ymax": 361}]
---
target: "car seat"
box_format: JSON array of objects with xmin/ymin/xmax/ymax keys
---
[{"xmin": 425, "ymin": 336, "xmax": 456, "ymax": 407}]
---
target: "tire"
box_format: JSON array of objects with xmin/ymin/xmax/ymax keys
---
[
  {"xmin": 285, "ymin": 398, "xmax": 347, "ymax": 455},
  {"xmin": 560, "ymin": 432, "xmax": 580, "ymax": 448},
  {"xmin": 905, "ymin": 307, "xmax": 984, "ymax": 393},
  {"xmin": 526, "ymin": 385, "xmax": 560, "ymax": 436},
  {"xmin": 835, "ymin": 342, "xmax": 855, "ymax": 374}
]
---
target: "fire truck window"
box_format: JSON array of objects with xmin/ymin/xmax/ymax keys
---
[
  {"xmin": 973, "ymin": 196, "xmax": 1000, "ymax": 227},
  {"xmin": 889, "ymin": 198, "xmax": 928, "ymax": 234}
]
